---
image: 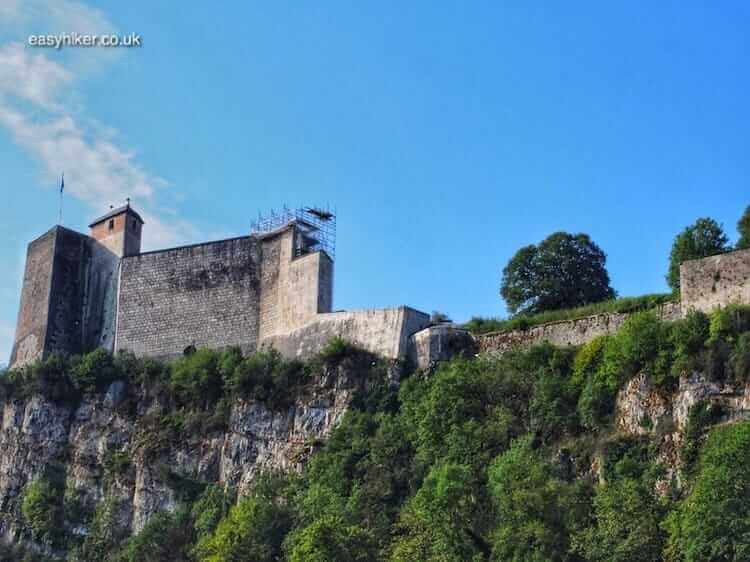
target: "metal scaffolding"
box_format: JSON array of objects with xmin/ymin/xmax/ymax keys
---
[{"xmin": 250, "ymin": 206, "xmax": 336, "ymax": 259}]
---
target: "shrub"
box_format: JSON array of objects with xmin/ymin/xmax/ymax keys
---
[
  {"xmin": 665, "ymin": 421, "xmax": 750, "ymax": 561},
  {"xmin": 170, "ymin": 348, "xmax": 224, "ymax": 408},
  {"xmin": 70, "ymin": 348, "xmax": 121, "ymax": 393},
  {"xmin": 318, "ymin": 336, "xmax": 358, "ymax": 366},
  {"xmin": 114, "ymin": 508, "xmax": 193, "ymax": 562},
  {"xmin": 21, "ymin": 475, "xmax": 64, "ymax": 544},
  {"xmin": 731, "ymin": 332, "xmax": 750, "ymax": 382},
  {"xmin": 196, "ymin": 489, "xmax": 292, "ymax": 562},
  {"xmin": 681, "ymin": 401, "xmax": 725, "ymax": 473},
  {"xmin": 571, "ymin": 336, "xmax": 608, "ymax": 388},
  {"xmin": 464, "ymin": 293, "xmax": 675, "ymax": 335},
  {"xmin": 708, "ymin": 304, "xmax": 750, "ymax": 344}
]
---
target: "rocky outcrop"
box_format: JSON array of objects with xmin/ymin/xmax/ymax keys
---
[
  {"xmin": 0, "ymin": 361, "xmax": 370, "ymax": 546},
  {"xmin": 615, "ymin": 371, "xmax": 750, "ymax": 490}
]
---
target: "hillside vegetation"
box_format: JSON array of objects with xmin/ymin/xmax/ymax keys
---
[{"xmin": 2, "ymin": 306, "xmax": 750, "ymax": 561}]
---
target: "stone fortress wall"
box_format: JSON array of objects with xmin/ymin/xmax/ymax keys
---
[
  {"xmin": 9, "ymin": 203, "xmax": 750, "ymax": 371},
  {"xmin": 460, "ymin": 247, "xmax": 750, "ymax": 360},
  {"xmin": 9, "ymin": 206, "xmax": 431, "ymax": 368}
]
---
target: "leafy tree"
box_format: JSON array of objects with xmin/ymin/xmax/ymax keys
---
[
  {"xmin": 501, "ymin": 232, "xmax": 615, "ymax": 315},
  {"xmin": 390, "ymin": 463, "xmax": 490, "ymax": 561},
  {"xmin": 488, "ymin": 436, "xmax": 589, "ymax": 561},
  {"xmin": 115, "ymin": 508, "xmax": 193, "ymax": 562},
  {"xmin": 737, "ymin": 205, "xmax": 750, "ymax": 250},
  {"xmin": 664, "ymin": 421, "xmax": 750, "ymax": 561},
  {"xmin": 286, "ymin": 515, "xmax": 377, "ymax": 562},
  {"xmin": 196, "ymin": 491, "xmax": 292, "ymax": 562},
  {"xmin": 574, "ymin": 441, "xmax": 667, "ymax": 562},
  {"xmin": 667, "ymin": 217, "xmax": 729, "ymax": 291}
]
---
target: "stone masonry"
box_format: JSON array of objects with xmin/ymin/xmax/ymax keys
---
[{"xmin": 10, "ymin": 206, "xmax": 431, "ymax": 368}]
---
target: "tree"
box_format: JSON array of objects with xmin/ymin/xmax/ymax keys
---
[
  {"xmin": 500, "ymin": 232, "xmax": 615, "ymax": 315},
  {"xmin": 488, "ymin": 436, "xmax": 589, "ymax": 561},
  {"xmin": 664, "ymin": 421, "xmax": 750, "ymax": 561},
  {"xmin": 667, "ymin": 218, "xmax": 728, "ymax": 291},
  {"xmin": 738, "ymin": 205, "xmax": 750, "ymax": 250}
]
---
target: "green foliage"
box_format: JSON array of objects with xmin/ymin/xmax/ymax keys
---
[
  {"xmin": 115, "ymin": 508, "xmax": 194, "ymax": 562},
  {"xmin": 737, "ymin": 204, "xmax": 750, "ymax": 250},
  {"xmin": 318, "ymin": 336, "xmax": 360, "ymax": 366},
  {"xmin": 391, "ymin": 463, "xmax": 490, "ymax": 561},
  {"xmin": 681, "ymin": 401, "xmax": 725, "ymax": 473},
  {"xmin": 170, "ymin": 348, "xmax": 224, "ymax": 408},
  {"xmin": 708, "ymin": 304, "xmax": 750, "ymax": 344},
  {"xmin": 667, "ymin": 217, "xmax": 729, "ymax": 291},
  {"xmin": 575, "ymin": 477, "xmax": 666, "ymax": 562},
  {"xmin": 665, "ymin": 421, "xmax": 750, "ymax": 561},
  {"xmin": 3, "ymin": 354, "xmax": 77, "ymax": 404},
  {"xmin": 21, "ymin": 474, "xmax": 64, "ymax": 544},
  {"xmin": 500, "ymin": 231, "xmax": 616, "ymax": 315},
  {"xmin": 196, "ymin": 480, "xmax": 292, "ymax": 562},
  {"xmin": 77, "ymin": 498, "xmax": 127, "ymax": 562},
  {"xmin": 10, "ymin": 312, "xmax": 750, "ymax": 561},
  {"xmin": 287, "ymin": 515, "xmax": 377, "ymax": 562},
  {"xmin": 70, "ymin": 348, "xmax": 120, "ymax": 393},
  {"xmin": 464, "ymin": 293, "xmax": 673, "ymax": 334},
  {"xmin": 488, "ymin": 436, "xmax": 588, "ymax": 561},
  {"xmin": 103, "ymin": 450, "xmax": 131, "ymax": 477},
  {"xmin": 574, "ymin": 312, "xmax": 687, "ymax": 430},
  {"xmin": 224, "ymin": 348, "xmax": 306, "ymax": 409}
]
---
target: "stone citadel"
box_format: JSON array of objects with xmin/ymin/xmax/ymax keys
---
[
  {"xmin": 9, "ymin": 204, "xmax": 750, "ymax": 370},
  {"xmin": 9, "ymin": 205, "xmax": 430, "ymax": 368}
]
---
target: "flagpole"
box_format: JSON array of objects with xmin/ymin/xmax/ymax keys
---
[{"xmin": 58, "ymin": 173, "xmax": 64, "ymax": 225}]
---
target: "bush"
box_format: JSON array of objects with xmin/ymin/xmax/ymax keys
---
[
  {"xmin": 114, "ymin": 508, "xmax": 193, "ymax": 562},
  {"xmin": 318, "ymin": 337, "xmax": 358, "ymax": 366},
  {"xmin": 170, "ymin": 348, "xmax": 224, "ymax": 408},
  {"xmin": 464, "ymin": 293, "xmax": 674, "ymax": 335},
  {"xmin": 196, "ymin": 488, "xmax": 292, "ymax": 562},
  {"xmin": 681, "ymin": 401, "xmax": 725, "ymax": 473},
  {"xmin": 665, "ymin": 421, "xmax": 750, "ymax": 561},
  {"xmin": 21, "ymin": 474, "xmax": 64, "ymax": 544},
  {"xmin": 708, "ymin": 304, "xmax": 750, "ymax": 344},
  {"xmin": 731, "ymin": 332, "xmax": 750, "ymax": 382},
  {"xmin": 70, "ymin": 348, "xmax": 120, "ymax": 393},
  {"xmin": 225, "ymin": 349, "xmax": 306, "ymax": 409}
]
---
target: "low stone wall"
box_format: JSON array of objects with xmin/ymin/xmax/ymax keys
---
[
  {"xmin": 477, "ymin": 302, "xmax": 682, "ymax": 356},
  {"xmin": 263, "ymin": 306, "xmax": 430, "ymax": 360}
]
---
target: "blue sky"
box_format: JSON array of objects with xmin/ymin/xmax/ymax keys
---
[{"xmin": 0, "ymin": 1, "xmax": 748, "ymax": 364}]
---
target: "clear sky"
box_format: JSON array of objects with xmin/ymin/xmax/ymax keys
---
[{"xmin": 0, "ymin": 1, "xmax": 748, "ymax": 364}]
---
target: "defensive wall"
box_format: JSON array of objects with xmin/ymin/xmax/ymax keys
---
[
  {"xmin": 10, "ymin": 207, "xmax": 431, "ymax": 367},
  {"xmin": 471, "ymin": 247, "xmax": 750, "ymax": 357}
]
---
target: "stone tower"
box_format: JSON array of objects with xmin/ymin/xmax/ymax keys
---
[{"xmin": 89, "ymin": 203, "xmax": 144, "ymax": 257}]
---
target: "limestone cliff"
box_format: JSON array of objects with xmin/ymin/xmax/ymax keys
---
[{"xmin": 0, "ymin": 357, "xmax": 380, "ymax": 554}]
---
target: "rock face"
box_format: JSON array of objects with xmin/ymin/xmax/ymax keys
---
[
  {"xmin": 0, "ymin": 362, "xmax": 369, "ymax": 546},
  {"xmin": 615, "ymin": 371, "xmax": 750, "ymax": 489}
]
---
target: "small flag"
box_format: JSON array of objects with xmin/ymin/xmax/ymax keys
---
[{"xmin": 60, "ymin": 173, "xmax": 64, "ymax": 193}]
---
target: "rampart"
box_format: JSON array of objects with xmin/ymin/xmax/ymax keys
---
[
  {"xmin": 475, "ymin": 302, "xmax": 681, "ymax": 356},
  {"xmin": 115, "ymin": 236, "xmax": 263, "ymax": 359},
  {"xmin": 263, "ymin": 307, "xmax": 430, "ymax": 360}
]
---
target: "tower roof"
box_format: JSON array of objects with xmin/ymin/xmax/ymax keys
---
[{"xmin": 89, "ymin": 204, "xmax": 144, "ymax": 228}]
